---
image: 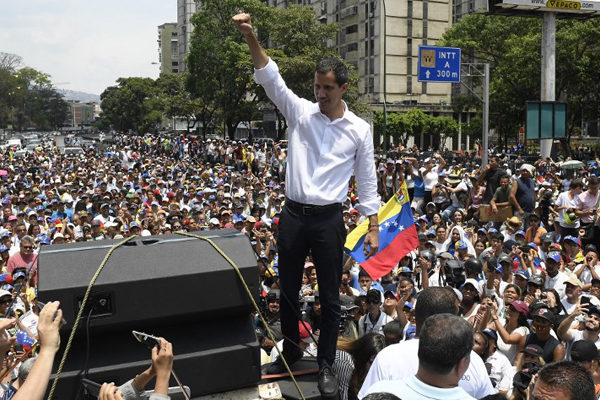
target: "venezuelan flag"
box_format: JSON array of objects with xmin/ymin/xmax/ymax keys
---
[{"xmin": 344, "ymin": 182, "xmax": 419, "ymax": 281}]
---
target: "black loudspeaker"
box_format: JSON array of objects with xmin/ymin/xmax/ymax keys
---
[
  {"xmin": 49, "ymin": 316, "xmax": 260, "ymax": 399},
  {"xmin": 37, "ymin": 230, "xmax": 259, "ymax": 332},
  {"xmin": 36, "ymin": 230, "xmax": 261, "ymax": 398}
]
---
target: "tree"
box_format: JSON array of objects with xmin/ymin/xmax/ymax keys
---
[
  {"xmin": 403, "ymin": 109, "xmax": 431, "ymax": 148},
  {"xmin": 99, "ymin": 77, "xmax": 160, "ymax": 132},
  {"xmin": 441, "ymin": 15, "xmax": 600, "ymax": 145},
  {"xmin": 186, "ymin": 0, "xmax": 369, "ymax": 140},
  {"xmin": 426, "ymin": 116, "xmax": 459, "ymax": 151},
  {"xmin": 187, "ymin": 0, "xmax": 271, "ymax": 139}
]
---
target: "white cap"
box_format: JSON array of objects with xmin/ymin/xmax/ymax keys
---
[{"xmin": 463, "ymin": 278, "xmax": 483, "ymax": 295}]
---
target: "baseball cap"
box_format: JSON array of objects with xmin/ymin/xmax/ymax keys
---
[
  {"xmin": 455, "ymin": 240, "xmax": 468, "ymax": 250},
  {"xmin": 546, "ymin": 251, "xmax": 562, "ymax": 263},
  {"xmin": 340, "ymin": 295, "xmax": 359, "ymax": 311},
  {"xmin": 366, "ymin": 289, "xmax": 381, "ymax": 303},
  {"xmin": 298, "ymin": 321, "xmax": 314, "ymax": 344},
  {"xmin": 462, "ymin": 278, "xmax": 482, "ymax": 295},
  {"xmin": 438, "ymin": 252, "xmax": 454, "ymax": 260},
  {"xmin": 588, "ymin": 306, "xmax": 600, "ymax": 317},
  {"xmin": 426, "ymin": 202, "xmax": 436, "ymax": 208},
  {"xmin": 571, "ymin": 340, "xmax": 599, "ymax": 362},
  {"xmin": 515, "ymin": 230, "xmax": 526, "ymax": 237},
  {"xmin": 514, "ymin": 270, "xmax": 530, "ymax": 280},
  {"xmin": 521, "ymin": 344, "xmax": 543, "ymax": 357},
  {"xmin": 0, "ymin": 289, "xmax": 11, "ymax": 299},
  {"xmin": 509, "ymin": 300, "xmax": 530, "ymax": 315},
  {"xmin": 90, "ymin": 219, "xmax": 101, "ymax": 227},
  {"xmin": 12, "ymin": 271, "xmax": 25, "ymax": 281},
  {"xmin": 497, "ymin": 254, "xmax": 512, "ymax": 265},
  {"xmin": 564, "ymin": 276, "xmax": 583, "ymax": 289},
  {"xmin": 528, "ymin": 274, "xmax": 544, "ymax": 287},
  {"xmin": 481, "ymin": 328, "xmax": 498, "ymax": 342},
  {"xmin": 541, "ymin": 233, "xmax": 554, "ymax": 243},
  {"xmin": 564, "ymin": 235, "xmax": 581, "ymax": 246},
  {"xmin": 532, "ymin": 307, "xmax": 554, "ymax": 322}
]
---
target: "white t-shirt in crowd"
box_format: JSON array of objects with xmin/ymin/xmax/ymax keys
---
[
  {"xmin": 484, "ymin": 351, "xmax": 515, "ymax": 392},
  {"xmin": 358, "ymin": 338, "xmax": 496, "ymax": 399},
  {"xmin": 496, "ymin": 325, "xmax": 529, "ymax": 365},
  {"xmin": 421, "ymin": 167, "xmax": 439, "ymax": 191},
  {"xmin": 362, "ymin": 375, "xmax": 475, "ymax": 400},
  {"xmin": 565, "ymin": 329, "xmax": 600, "ymax": 360}
]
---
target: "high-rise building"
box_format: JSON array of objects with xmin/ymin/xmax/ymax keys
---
[
  {"xmin": 177, "ymin": 0, "xmax": 199, "ymax": 72},
  {"xmin": 265, "ymin": 0, "xmax": 453, "ymax": 111},
  {"xmin": 158, "ymin": 23, "xmax": 179, "ymax": 74}
]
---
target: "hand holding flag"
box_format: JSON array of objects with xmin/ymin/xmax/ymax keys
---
[{"xmin": 345, "ymin": 181, "xmax": 419, "ymax": 281}]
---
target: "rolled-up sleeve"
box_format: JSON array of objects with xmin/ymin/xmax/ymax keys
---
[{"xmin": 354, "ymin": 126, "xmax": 380, "ymax": 216}]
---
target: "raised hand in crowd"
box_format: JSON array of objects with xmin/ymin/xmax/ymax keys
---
[{"xmin": 12, "ymin": 301, "xmax": 62, "ymax": 400}]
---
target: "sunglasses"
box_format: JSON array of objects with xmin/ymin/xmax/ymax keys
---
[
  {"xmin": 366, "ymin": 299, "xmax": 380, "ymax": 304},
  {"xmin": 22, "ymin": 246, "xmax": 33, "ymax": 250},
  {"xmin": 0, "ymin": 299, "xmax": 11, "ymax": 305}
]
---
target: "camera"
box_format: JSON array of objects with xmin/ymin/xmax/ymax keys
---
[{"xmin": 444, "ymin": 259, "xmax": 466, "ymax": 288}]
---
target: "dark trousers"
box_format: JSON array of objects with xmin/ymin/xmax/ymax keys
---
[{"xmin": 278, "ymin": 203, "xmax": 346, "ymax": 368}]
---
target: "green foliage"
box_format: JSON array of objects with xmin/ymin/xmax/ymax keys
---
[
  {"xmin": 441, "ymin": 14, "xmax": 600, "ymax": 143},
  {"xmin": 374, "ymin": 110, "xmax": 458, "ymax": 149},
  {"xmin": 0, "ymin": 60, "xmax": 69, "ymax": 130},
  {"xmin": 186, "ymin": 0, "xmax": 369, "ymax": 139},
  {"xmin": 99, "ymin": 77, "xmax": 161, "ymax": 132}
]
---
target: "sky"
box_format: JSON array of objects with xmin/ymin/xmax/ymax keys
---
[{"xmin": 1, "ymin": 0, "xmax": 176, "ymax": 95}]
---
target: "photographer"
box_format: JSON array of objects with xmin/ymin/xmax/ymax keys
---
[{"xmin": 99, "ymin": 337, "xmax": 174, "ymax": 400}]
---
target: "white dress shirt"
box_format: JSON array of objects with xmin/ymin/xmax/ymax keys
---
[
  {"xmin": 358, "ymin": 338, "xmax": 496, "ymax": 399},
  {"xmin": 254, "ymin": 59, "xmax": 380, "ymax": 216},
  {"xmin": 363, "ymin": 375, "xmax": 475, "ymax": 400}
]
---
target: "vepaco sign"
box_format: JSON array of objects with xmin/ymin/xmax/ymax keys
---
[
  {"xmin": 492, "ymin": 0, "xmax": 600, "ymax": 13},
  {"xmin": 546, "ymin": 0, "xmax": 581, "ymax": 9}
]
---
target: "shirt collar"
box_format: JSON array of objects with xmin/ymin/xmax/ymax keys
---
[{"xmin": 311, "ymin": 101, "xmax": 350, "ymax": 123}]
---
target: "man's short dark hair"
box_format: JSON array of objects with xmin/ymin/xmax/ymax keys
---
[
  {"xmin": 414, "ymin": 287, "xmax": 459, "ymax": 334},
  {"xmin": 316, "ymin": 58, "xmax": 348, "ymax": 86},
  {"xmin": 537, "ymin": 360, "xmax": 595, "ymax": 400},
  {"xmin": 418, "ymin": 313, "xmax": 473, "ymax": 376},
  {"xmin": 491, "ymin": 232, "xmax": 504, "ymax": 242},
  {"xmin": 362, "ymin": 393, "xmax": 401, "ymax": 400},
  {"xmin": 570, "ymin": 179, "xmax": 584, "ymax": 191}
]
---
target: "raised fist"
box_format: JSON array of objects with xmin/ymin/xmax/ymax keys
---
[{"xmin": 232, "ymin": 13, "xmax": 254, "ymax": 36}]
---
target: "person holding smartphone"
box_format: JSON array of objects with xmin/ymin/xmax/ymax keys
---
[{"xmin": 557, "ymin": 300, "xmax": 600, "ymax": 361}]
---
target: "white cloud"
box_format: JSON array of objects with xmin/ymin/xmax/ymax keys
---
[{"xmin": 1, "ymin": 0, "xmax": 175, "ymax": 94}]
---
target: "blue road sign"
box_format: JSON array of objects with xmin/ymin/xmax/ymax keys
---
[{"xmin": 418, "ymin": 46, "xmax": 461, "ymax": 83}]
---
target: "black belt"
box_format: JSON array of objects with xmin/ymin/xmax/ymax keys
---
[{"xmin": 284, "ymin": 198, "xmax": 342, "ymax": 216}]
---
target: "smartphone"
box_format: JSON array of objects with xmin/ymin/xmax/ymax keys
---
[
  {"xmin": 36, "ymin": 301, "xmax": 67, "ymax": 327},
  {"xmin": 581, "ymin": 296, "xmax": 591, "ymax": 307},
  {"xmin": 132, "ymin": 330, "xmax": 161, "ymax": 350}
]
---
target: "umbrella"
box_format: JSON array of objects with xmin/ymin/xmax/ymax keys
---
[{"xmin": 560, "ymin": 160, "xmax": 584, "ymax": 170}]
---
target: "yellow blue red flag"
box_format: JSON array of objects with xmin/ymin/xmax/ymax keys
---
[{"xmin": 344, "ymin": 181, "xmax": 419, "ymax": 280}]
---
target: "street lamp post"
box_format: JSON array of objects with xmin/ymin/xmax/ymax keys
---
[{"xmin": 382, "ymin": 0, "xmax": 388, "ymax": 152}]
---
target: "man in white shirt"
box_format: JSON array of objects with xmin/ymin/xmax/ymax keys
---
[
  {"xmin": 561, "ymin": 276, "xmax": 584, "ymax": 315},
  {"xmin": 544, "ymin": 251, "xmax": 570, "ymax": 301},
  {"xmin": 362, "ymin": 313, "xmax": 476, "ymax": 400},
  {"xmin": 359, "ymin": 287, "xmax": 496, "ymax": 399},
  {"xmin": 233, "ymin": 14, "xmax": 380, "ymax": 398},
  {"xmin": 558, "ymin": 303, "xmax": 600, "ymax": 360}
]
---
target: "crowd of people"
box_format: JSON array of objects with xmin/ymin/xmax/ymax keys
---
[{"xmin": 0, "ymin": 128, "xmax": 598, "ymax": 398}]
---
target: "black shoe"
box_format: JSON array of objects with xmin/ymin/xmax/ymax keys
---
[
  {"xmin": 317, "ymin": 365, "xmax": 339, "ymax": 398},
  {"xmin": 261, "ymin": 347, "xmax": 303, "ymax": 375}
]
